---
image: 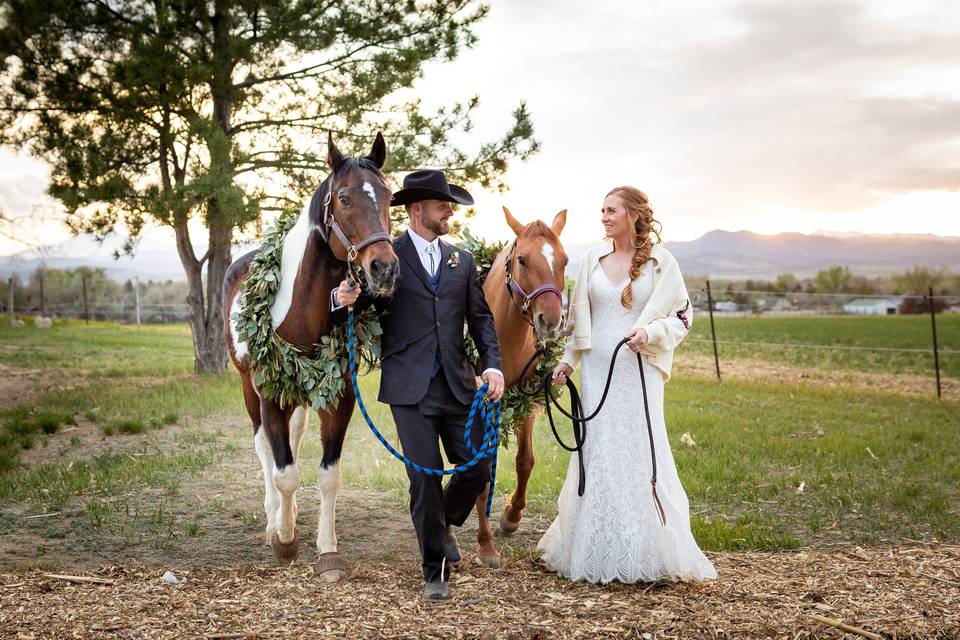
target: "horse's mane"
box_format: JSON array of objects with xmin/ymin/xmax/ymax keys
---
[
  {"xmin": 332, "ymin": 156, "xmax": 384, "ymax": 179},
  {"xmin": 524, "ymin": 220, "xmax": 556, "ymax": 239}
]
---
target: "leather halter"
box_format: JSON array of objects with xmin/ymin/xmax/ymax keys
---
[
  {"xmin": 313, "ymin": 159, "xmax": 392, "ymax": 283},
  {"xmin": 503, "ymin": 239, "xmax": 563, "ymax": 323}
]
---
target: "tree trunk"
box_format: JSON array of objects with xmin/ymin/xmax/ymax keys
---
[
  {"xmin": 195, "ymin": 220, "xmax": 232, "ymax": 374},
  {"xmin": 174, "ymin": 215, "xmax": 231, "ymax": 374}
]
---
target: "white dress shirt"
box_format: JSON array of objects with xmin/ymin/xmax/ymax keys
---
[{"xmin": 406, "ymin": 227, "xmax": 441, "ymax": 277}]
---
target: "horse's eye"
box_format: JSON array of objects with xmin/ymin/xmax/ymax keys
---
[
  {"xmin": 517, "ymin": 255, "xmax": 526, "ymax": 267},
  {"xmin": 338, "ymin": 194, "xmax": 350, "ymax": 205}
]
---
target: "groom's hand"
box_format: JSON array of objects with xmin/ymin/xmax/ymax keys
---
[
  {"xmin": 335, "ymin": 280, "xmax": 360, "ymax": 307},
  {"xmin": 480, "ymin": 370, "xmax": 505, "ymax": 401}
]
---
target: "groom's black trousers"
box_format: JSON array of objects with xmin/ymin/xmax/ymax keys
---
[{"xmin": 390, "ymin": 371, "xmax": 491, "ymax": 583}]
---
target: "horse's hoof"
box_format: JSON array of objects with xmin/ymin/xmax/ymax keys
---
[
  {"xmin": 270, "ymin": 531, "xmax": 300, "ymax": 565},
  {"xmin": 314, "ymin": 552, "xmax": 347, "ymax": 583},
  {"xmin": 478, "ymin": 553, "xmax": 502, "ymax": 569},
  {"xmin": 499, "ymin": 511, "xmax": 521, "ymax": 535}
]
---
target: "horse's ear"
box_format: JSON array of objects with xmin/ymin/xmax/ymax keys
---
[
  {"xmin": 326, "ymin": 132, "xmax": 345, "ymax": 169},
  {"xmin": 502, "ymin": 206, "xmax": 525, "ymax": 236},
  {"xmin": 366, "ymin": 131, "xmax": 387, "ymax": 168},
  {"xmin": 551, "ymin": 209, "xmax": 567, "ymax": 236}
]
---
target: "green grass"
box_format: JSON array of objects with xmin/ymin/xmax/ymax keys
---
[
  {"xmin": 0, "ymin": 318, "xmax": 195, "ymax": 376},
  {"xmin": 308, "ymin": 367, "xmax": 958, "ymax": 549},
  {"xmin": 0, "ymin": 319, "xmax": 957, "ymax": 552},
  {"xmin": 685, "ymin": 314, "xmax": 960, "ymax": 378},
  {"xmin": 0, "ymin": 407, "xmax": 76, "ymax": 472},
  {"xmin": 0, "ymin": 444, "xmax": 217, "ymax": 512}
]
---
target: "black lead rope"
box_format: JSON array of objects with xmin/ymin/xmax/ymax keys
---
[{"xmin": 520, "ymin": 338, "xmax": 666, "ymax": 526}]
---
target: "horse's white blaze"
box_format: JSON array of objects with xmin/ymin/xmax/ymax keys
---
[
  {"xmin": 273, "ymin": 464, "xmax": 300, "ymax": 544},
  {"xmin": 229, "ymin": 292, "xmax": 248, "ymax": 360},
  {"xmin": 253, "ymin": 428, "xmax": 279, "ymax": 535},
  {"xmin": 541, "ymin": 242, "xmax": 555, "ymax": 277},
  {"xmin": 362, "ymin": 181, "xmax": 377, "ymax": 205},
  {"xmin": 288, "ymin": 407, "xmax": 307, "ymax": 463},
  {"xmin": 316, "ymin": 461, "xmax": 342, "ymax": 554},
  {"xmin": 270, "ymin": 205, "xmax": 311, "ymax": 329}
]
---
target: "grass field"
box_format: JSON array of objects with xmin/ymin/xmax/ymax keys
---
[{"xmin": 0, "ymin": 316, "xmax": 957, "ymax": 565}]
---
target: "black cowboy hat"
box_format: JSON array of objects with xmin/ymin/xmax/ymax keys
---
[{"xmin": 390, "ymin": 169, "xmax": 474, "ymax": 207}]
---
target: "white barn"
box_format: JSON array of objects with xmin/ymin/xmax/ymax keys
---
[{"xmin": 842, "ymin": 298, "xmax": 900, "ymax": 315}]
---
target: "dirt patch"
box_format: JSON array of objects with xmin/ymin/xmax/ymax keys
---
[
  {"xmin": 2, "ymin": 413, "xmax": 516, "ymax": 573},
  {"xmin": 2, "ymin": 545, "xmax": 957, "ymax": 638},
  {"xmin": 0, "ymin": 363, "xmax": 49, "ymax": 410},
  {"xmin": 678, "ymin": 354, "xmax": 958, "ymax": 398}
]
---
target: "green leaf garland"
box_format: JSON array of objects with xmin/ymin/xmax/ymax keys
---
[{"xmin": 233, "ymin": 210, "xmax": 382, "ymax": 411}]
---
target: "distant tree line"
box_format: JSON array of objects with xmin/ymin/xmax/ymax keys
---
[{"xmin": 686, "ymin": 266, "xmax": 958, "ymax": 297}]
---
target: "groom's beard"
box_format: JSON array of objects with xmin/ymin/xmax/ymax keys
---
[{"xmin": 424, "ymin": 217, "xmax": 450, "ymax": 237}]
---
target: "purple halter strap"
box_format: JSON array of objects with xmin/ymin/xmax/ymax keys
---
[{"xmin": 503, "ymin": 240, "xmax": 563, "ymax": 322}]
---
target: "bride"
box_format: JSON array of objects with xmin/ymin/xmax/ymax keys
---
[{"xmin": 538, "ymin": 186, "xmax": 716, "ymax": 584}]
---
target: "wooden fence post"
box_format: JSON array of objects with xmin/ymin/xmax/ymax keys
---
[
  {"xmin": 82, "ymin": 276, "xmax": 89, "ymax": 324},
  {"xmin": 135, "ymin": 276, "xmax": 141, "ymax": 327}
]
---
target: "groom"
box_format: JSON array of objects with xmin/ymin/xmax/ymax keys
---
[{"xmin": 331, "ymin": 169, "xmax": 504, "ymax": 601}]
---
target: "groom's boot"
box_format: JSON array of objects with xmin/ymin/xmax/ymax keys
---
[{"xmin": 442, "ymin": 524, "xmax": 462, "ymax": 565}]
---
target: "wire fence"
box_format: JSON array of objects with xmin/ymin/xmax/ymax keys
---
[
  {"xmin": 694, "ymin": 281, "xmax": 956, "ymax": 399},
  {"xmin": 2, "ymin": 274, "xmax": 190, "ymax": 324}
]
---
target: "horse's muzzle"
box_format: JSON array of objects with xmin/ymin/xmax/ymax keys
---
[
  {"xmin": 366, "ymin": 257, "xmax": 399, "ymax": 295},
  {"xmin": 534, "ymin": 311, "xmax": 564, "ymax": 342}
]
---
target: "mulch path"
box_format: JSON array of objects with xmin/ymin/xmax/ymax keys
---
[{"xmin": 2, "ymin": 544, "xmax": 958, "ymax": 639}]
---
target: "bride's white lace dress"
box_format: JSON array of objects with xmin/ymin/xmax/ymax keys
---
[{"xmin": 537, "ymin": 261, "xmax": 717, "ymax": 584}]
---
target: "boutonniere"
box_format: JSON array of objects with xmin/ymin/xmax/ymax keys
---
[{"xmin": 447, "ymin": 251, "xmax": 460, "ymax": 269}]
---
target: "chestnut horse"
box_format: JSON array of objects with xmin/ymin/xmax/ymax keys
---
[
  {"xmin": 222, "ymin": 133, "xmax": 398, "ymax": 581},
  {"xmin": 473, "ymin": 206, "xmax": 568, "ymax": 568}
]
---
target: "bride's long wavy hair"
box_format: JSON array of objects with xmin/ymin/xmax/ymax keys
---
[{"xmin": 606, "ymin": 186, "xmax": 662, "ymax": 309}]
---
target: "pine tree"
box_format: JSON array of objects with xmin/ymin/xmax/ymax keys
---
[{"xmin": 0, "ymin": 0, "xmax": 538, "ymax": 371}]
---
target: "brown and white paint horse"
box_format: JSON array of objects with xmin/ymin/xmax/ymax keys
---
[
  {"xmin": 473, "ymin": 206, "xmax": 568, "ymax": 568},
  {"xmin": 222, "ymin": 133, "xmax": 398, "ymax": 580}
]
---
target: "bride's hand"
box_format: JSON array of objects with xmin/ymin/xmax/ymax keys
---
[
  {"xmin": 625, "ymin": 327, "xmax": 649, "ymax": 353},
  {"xmin": 552, "ymin": 363, "xmax": 573, "ymax": 386}
]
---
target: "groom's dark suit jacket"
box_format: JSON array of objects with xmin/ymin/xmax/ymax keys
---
[{"xmin": 332, "ymin": 230, "xmax": 501, "ymax": 406}]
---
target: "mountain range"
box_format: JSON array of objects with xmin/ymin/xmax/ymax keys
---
[{"xmin": 1, "ymin": 229, "xmax": 958, "ymax": 282}]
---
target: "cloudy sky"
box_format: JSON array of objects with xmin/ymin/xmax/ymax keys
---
[{"xmin": 1, "ymin": 0, "xmax": 958, "ymax": 255}]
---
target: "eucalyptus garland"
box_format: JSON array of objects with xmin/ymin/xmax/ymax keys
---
[
  {"xmin": 459, "ymin": 232, "xmax": 568, "ymax": 446},
  {"xmin": 233, "ymin": 210, "xmax": 382, "ymax": 411},
  {"xmin": 459, "ymin": 228, "xmax": 505, "ymax": 283}
]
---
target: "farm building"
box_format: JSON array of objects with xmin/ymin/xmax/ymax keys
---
[
  {"xmin": 759, "ymin": 297, "xmax": 796, "ymax": 313},
  {"xmin": 713, "ymin": 300, "xmax": 744, "ymax": 313},
  {"xmin": 842, "ymin": 297, "xmax": 900, "ymax": 315}
]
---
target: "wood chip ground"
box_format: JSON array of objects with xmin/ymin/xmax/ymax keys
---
[{"xmin": 2, "ymin": 544, "xmax": 957, "ymax": 638}]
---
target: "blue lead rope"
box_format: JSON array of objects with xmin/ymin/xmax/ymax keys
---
[{"xmin": 346, "ymin": 307, "xmax": 501, "ymax": 517}]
